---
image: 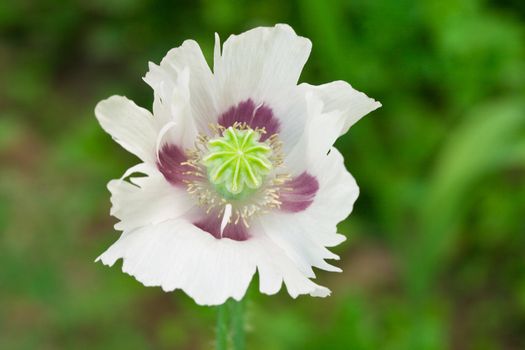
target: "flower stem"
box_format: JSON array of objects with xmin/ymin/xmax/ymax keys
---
[
  {"xmin": 216, "ymin": 302, "xmax": 228, "ymax": 350},
  {"xmin": 216, "ymin": 298, "xmax": 246, "ymax": 350},
  {"xmin": 229, "ymin": 298, "xmax": 245, "ymax": 350}
]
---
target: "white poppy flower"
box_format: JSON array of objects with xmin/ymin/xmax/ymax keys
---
[{"xmin": 95, "ymin": 24, "xmax": 381, "ymax": 306}]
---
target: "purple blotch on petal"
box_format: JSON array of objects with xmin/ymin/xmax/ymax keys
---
[
  {"xmin": 157, "ymin": 144, "xmax": 195, "ymax": 186},
  {"xmin": 279, "ymin": 172, "xmax": 319, "ymax": 213},
  {"xmin": 194, "ymin": 214, "xmax": 250, "ymax": 241},
  {"xmin": 217, "ymin": 99, "xmax": 280, "ymax": 141}
]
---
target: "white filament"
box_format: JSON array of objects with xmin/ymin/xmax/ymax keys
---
[{"xmin": 220, "ymin": 203, "xmax": 233, "ymax": 237}]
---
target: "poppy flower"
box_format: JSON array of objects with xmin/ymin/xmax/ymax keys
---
[{"xmin": 95, "ymin": 24, "xmax": 381, "ymax": 305}]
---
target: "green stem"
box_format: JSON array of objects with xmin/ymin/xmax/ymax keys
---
[
  {"xmin": 215, "ymin": 298, "xmax": 246, "ymax": 350},
  {"xmin": 216, "ymin": 302, "xmax": 228, "ymax": 350},
  {"xmin": 229, "ymin": 298, "xmax": 245, "ymax": 350}
]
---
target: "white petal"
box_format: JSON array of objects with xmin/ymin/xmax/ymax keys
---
[
  {"xmin": 214, "ymin": 24, "xmax": 311, "ymax": 152},
  {"xmin": 300, "ymin": 80, "xmax": 381, "ymax": 135},
  {"xmin": 299, "ymin": 148, "xmax": 359, "ymax": 240},
  {"xmin": 97, "ymin": 219, "xmax": 329, "ymax": 305},
  {"xmin": 262, "ymin": 148, "xmax": 358, "ymax": 279},
  {"xmin": 251, "ymin": 234, "xmax": 331, "ymax": 299},
  {"xmin": 95, "ymin": 95, "xmax": 158, "ymax": 163},
  {"xmin": 286, "ymin": 84, "xmax": 380, "ymax": 173},
  {"xmin": 144, "ymin": 40, "xmax": 217, "ymax": 136},
  {"xmin": 214, "ymin": 24, "xmax": 311, "ymax": 106},
  {"xmin": 108, "ymin": 166, "xmax": 194, "ymax": 231},
  {"xmin": 261, "ymin": 216, "xmax": 342, "ymax": 276},
  {"xmin": 284, "ymin": 92, "xmax": 339, "ymax": 172}
]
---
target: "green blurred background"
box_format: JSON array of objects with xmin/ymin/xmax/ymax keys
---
[{"xmin": 1, "ymin": 0, "xmax": 524, "ymax": 349}]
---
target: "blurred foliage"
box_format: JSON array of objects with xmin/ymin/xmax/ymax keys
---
[{"xmin": 1, "ymin": 0, "xmax": 524, "ymax": 349}]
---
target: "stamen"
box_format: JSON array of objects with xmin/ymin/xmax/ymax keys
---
[
  {"xmin": 220, "ymin": 203, "xmax": 232, "ymax": 236},
  {"xmin": 183, "ymin": 123, "xmax": 288, "ymax": 229}
]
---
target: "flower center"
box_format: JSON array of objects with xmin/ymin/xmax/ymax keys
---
[{"xmin": 203, "ymin": 127, "xmax": 273, "ymax": 200}]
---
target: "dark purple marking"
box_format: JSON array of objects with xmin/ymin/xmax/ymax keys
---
[
  {"xmin": 279, "ymin": 172, "xmax": 319, "ymax": 212},
  {"xmin": 217, "ymin": 99, "xmax": 280, "ymax": 141},
  {"xmin": 194, "ymin": 213, "xmax": 250, "ymax": 241},
  {"xmin": 157, "ymin": 144, "xmax": 195, "ymax": 186}
]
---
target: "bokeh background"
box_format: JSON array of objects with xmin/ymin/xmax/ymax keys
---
[{"xmin": 1, "ymin": 0, "xmax": 525, "ymax": 349}]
